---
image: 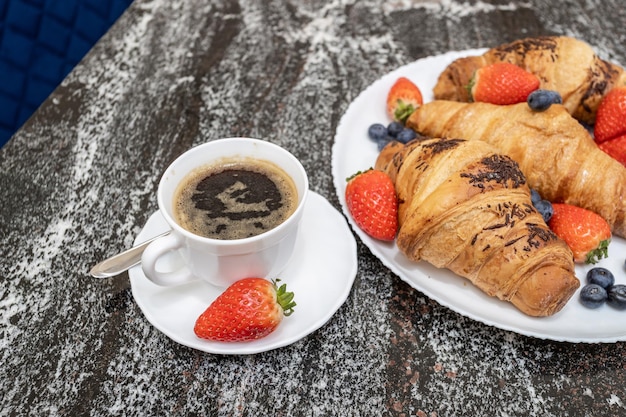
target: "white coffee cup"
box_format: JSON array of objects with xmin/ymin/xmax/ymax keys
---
[{"xmin": 141, "ymin": 138, "xmax": 309, "ymax": 287}]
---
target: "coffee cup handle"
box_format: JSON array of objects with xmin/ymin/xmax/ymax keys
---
[{"xmin": 141, "ymin": 233, "xmax": 196, "ymax": 286}]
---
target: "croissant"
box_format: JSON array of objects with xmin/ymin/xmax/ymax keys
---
[
  {"xmin": 406, "ymin": 100, "xmax": 626, "ymax": 238},
  {"xmin": 433, "ymin": 36, "xmax": 626, "ymax": 124},
  {"xmin": 375, "ymin": 138, "xmax": 578, "ymax": 317}
]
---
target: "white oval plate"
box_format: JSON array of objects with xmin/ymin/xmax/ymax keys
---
[
  {"xmin": 332, "ymin": 50, "xmax": 626, "ymax": 343},
  {"xmin": 129, "ymin": 191, "xmax": 357, "ymax": 354}
]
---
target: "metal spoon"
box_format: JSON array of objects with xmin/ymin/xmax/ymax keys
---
[{"xmin": 89, "ymin": 231, "xmax": 170, "ymax": 278}]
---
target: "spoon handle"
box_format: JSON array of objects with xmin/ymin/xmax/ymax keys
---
[{"xmin": 89, "ymin": 231, "xmax": 170, "ymax": 278}]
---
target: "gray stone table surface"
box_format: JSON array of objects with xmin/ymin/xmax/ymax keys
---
[{"xmin": 2, "ymin": 0, "xmax": 626, "ymax": 415}]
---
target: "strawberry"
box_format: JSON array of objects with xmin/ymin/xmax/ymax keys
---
[
  {"xmin": 594, "ymin": 86, "xmax": 626, "ymax": 143},
  {"xmin": 598, "ymin": 133, "xmax": 626, "ymax": 167},
  {"xmin": 345, "ymin": 169, "xmax": 398, "ymax": 241},
  {"xmin": 194, "ymin": 278, "xmax": 295, "ymax": 342},
  {"xmin": 386, "ymin": 77, "xmax": 423, "ymax": 124},
  {"xmin": 548, "ymin": 203, "xmax": 611, "ymax": 264},
  {"xmin": 468, "ymin": 62, "xmax": 540, "ymax": 105}
]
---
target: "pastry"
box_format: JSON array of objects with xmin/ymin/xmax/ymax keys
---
[
  {"xmin": 375, "ymin": 138, "xmax": 578, "ymax": 317},
  {"xmin": 433, "ymin": 36, "xmax": 626, "ymax": 124},
  {"xmin": 406, "ymin": 100, "xmax": 626, "ymax": 238}
]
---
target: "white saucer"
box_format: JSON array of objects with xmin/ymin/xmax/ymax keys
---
[{"xmin": 128, "ymin": 191, "xmax": 357, "ymax": 354}]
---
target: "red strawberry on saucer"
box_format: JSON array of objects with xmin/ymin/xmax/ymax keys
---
[{"xmin": 194, "ymin": 278, "xmax": 295, "ymax": 342}]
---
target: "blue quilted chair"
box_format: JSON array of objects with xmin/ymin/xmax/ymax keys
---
[{"xmin": 0, "ymin": 0, "xmax": 134, "ymax": 148}]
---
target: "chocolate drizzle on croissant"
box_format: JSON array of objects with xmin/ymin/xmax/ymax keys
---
[
  {"xmin": 461, "ymin": 154, "xmax": 526, "ymax": 189},
  {"xmin": 491, "ymin": 36, "xmax": 558, "ymax": 61},
  {"xmin": 423, "ymin": 137, "xmax": 465, "ymax": 155}
]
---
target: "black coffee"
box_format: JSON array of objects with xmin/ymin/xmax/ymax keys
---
[{"xmin": 173, "ymin": 158, "xmax": 298, "ymax": 240}]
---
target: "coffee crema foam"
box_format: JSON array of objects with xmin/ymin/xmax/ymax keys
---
[{"xmin": 173, "ymin": 158, "xmax": 298, "ymax": 240}]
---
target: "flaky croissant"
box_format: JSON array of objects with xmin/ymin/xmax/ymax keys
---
[
  {"xmin": 406, "ymin": 100, "xmax": 626, "ymax": 238},
  {"xmin": 433, "ymin": 36, "xmax": 626, "ymax": 124},
  {"xmin": 375, "ymin": 138, "xmax": 578, "ymax": 317}
]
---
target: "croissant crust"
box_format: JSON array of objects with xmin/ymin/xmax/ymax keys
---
[
  {"xmin": 433, "ymin": 36, "xmax": 626, "ymax": 124},
  {"xmin": 407, "ymin": 100, "xmax": 626, "ymax": 238},
  {"xmin": 375, "ymin": 138, "xmax": 578, "ymax": 317}
]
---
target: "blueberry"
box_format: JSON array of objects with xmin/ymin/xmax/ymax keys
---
[
  {"xmin": 387, "ymin": 121, "xmax": 404, "ymax": 138},
  {"xmin": 530, "ymin": 189, "xmax": 542, "ymax": 205},
  {"xmin": 376, "ymin": 136, "xmax": 393, "ymax": 151},
  {"xmin": 579, "ymin": 284, "xmax": 608, "ymax": 309},
  {"xmin": 368, "ymin": 123, "xmax": 388, "ymax": 142},
  {"xmin": 607, "ymin": 285, "xmax": 626, "ymax": 310},
  {"xmin": 527, "ymin": 89, "xmax": 563, "ymax": 112},
  {"xmin": 534, "ymin": 199, "xmax": 553, "ymax": 223},
  {"xmin": 586, "ymin": 267, "xmax": 615, "ymax": 289},
  {"xmin": 396, "ymin": 128, "xmax": 417, "ymax": 144}
]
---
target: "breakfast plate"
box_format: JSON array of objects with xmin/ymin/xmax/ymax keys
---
[
  {"xmin": 129, "ymin": 191, "xmax": 357, "ymax": 354},
  {"xmin": 332, "ymin": 49, "xmax": 626, "ymax": 343}
]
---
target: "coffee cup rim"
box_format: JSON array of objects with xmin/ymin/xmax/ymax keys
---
[{"xmin": 157, "ymin": 137, "xmax": 309, "ymax": 246}]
